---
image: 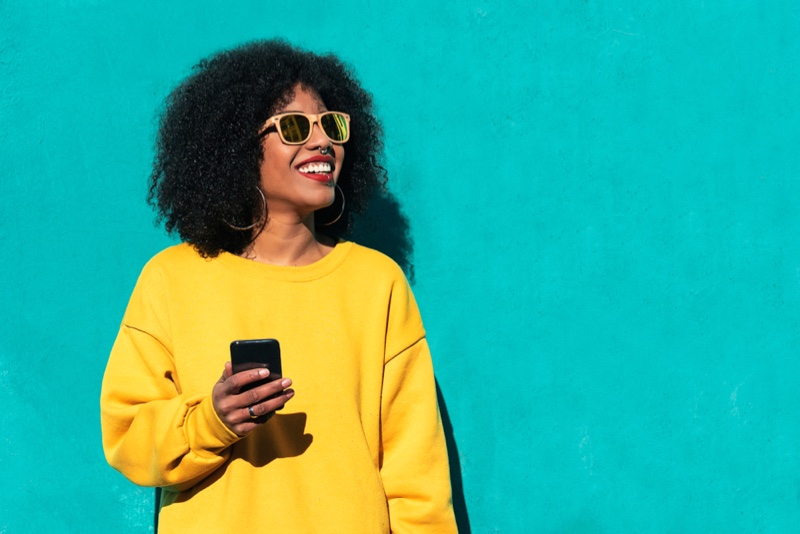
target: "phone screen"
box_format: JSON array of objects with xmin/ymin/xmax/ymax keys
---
[{"xmin": 230, "ymin": 338, "xmax": 282, "ymax": 393}]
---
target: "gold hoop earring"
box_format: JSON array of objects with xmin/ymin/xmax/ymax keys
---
[
  {"xmin": 224, "ymin": 187, "xmax": 267, "ymax": 231},
  {"xmin": 318, "ymin": 184, "xmax": 345, "ymax": 227}
]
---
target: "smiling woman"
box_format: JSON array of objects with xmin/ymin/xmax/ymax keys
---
[
  {"xmin": 99, "ymin": 40, "xmax": 457, "ymax": 533},
  {"xmin": 255, "ymin": 88, "xmax": 346, "ymax": 237},
  {"xmin": 141, "ymin": 41, "xmax": 383, "ymax": 259}
]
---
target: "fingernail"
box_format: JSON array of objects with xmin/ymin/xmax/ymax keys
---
[
  {"xmin": 281, "ymin": 378, "xmax": 292, "ymax": 387},
  {"xmin": 286, "ymin": 390, "xmax": 295, "ymax": 398},
  {"xmin": 259, "ymin": 369, "xmax": 269, "ymax": 377}
]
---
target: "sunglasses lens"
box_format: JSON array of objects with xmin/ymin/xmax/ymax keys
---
[
  {"xmin": 278, "ymin": 114, "xmax": 312, "ymax": 144},
  {"xmin": 320, "ymin": 113, "xmax": 349, "ymax": 143}
]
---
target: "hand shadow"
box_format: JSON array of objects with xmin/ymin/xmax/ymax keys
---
[
  {"xmin": 155, "ymin": 413, "xmax": 313, "ymax": 532},
  {"xmin": 237, "ymin": 412, "xmax": 314, "ymax": 467}
]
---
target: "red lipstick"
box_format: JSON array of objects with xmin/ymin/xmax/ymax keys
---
[{"xmin": 295, "ymin": 155, "xmax": 335, "ymax": 183}]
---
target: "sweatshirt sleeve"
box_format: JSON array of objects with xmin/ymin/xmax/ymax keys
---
[
  {"xmin": 380, "ymin": 278, "xmax": 458, "ymax": 533},
  {"xmin": 100, "ymin": 263, "xmax": 241, "ymax": 492}
]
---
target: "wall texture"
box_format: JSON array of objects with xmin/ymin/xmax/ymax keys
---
[{"xmin": 1, "ymin": 1, "xmax": 799, "ymax": 532}]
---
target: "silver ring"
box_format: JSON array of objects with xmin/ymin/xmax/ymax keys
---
[
  {"xmin": 320, "ymin": 146, "xmax": 331, "ymax": 155},
  {"xmin": 248, "ymin": 406, "xmax": 258, "ymax": 419}
]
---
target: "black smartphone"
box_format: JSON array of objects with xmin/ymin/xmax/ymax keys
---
[{"xmin": 230, "ymin": 338, "xmax": 282, "ymax": 394}]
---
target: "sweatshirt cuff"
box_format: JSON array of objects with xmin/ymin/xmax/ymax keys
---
[{"xmin": 185, "ymin": 396, "xmax": 242, "ymax": 455}]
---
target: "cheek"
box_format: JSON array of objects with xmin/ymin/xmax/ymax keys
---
[
  {"xmin": 334, "ymin": 155, "xmax": 345, "ymax": 180},
  {"xmin": 262, "ymin": 140, "xmax": 300, "ymax": 166},
  {"xmin": 260, "ymin": 145, "xmax": 301, "ymax": 180}
]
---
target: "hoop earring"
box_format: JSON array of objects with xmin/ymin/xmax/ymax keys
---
[
  {"xmin": 224, "ymin": 187, "xmax": 267, "ymax": 231},
  {"xmin": 318, "ymin": 184, "xmax": 345, "ymax": 227}
]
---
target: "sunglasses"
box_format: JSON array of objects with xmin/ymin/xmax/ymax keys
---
[{"xmin": 259, "ymin": 112, "xmax": 350, "ymax": 145}]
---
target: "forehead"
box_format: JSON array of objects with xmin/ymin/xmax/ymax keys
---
[{"xmin": 276, "ymin": 84, "xmax": 327, "ymax": 113}]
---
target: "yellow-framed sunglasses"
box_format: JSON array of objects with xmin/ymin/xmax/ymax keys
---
[{"xmin": 259, "ymin": 112, "xmax": 350, "ymax": 145}]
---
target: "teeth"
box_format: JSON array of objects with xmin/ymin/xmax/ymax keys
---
[{"xmin": 299, "ymin": 162, "xmax": 332, "ymax": 174}]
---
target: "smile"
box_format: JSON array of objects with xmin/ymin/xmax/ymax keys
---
[
  {"xmin": 295, "ymin": 155, "xmax": 335, "ymax": 183},
  {"xmin": 297, "ymin": 162, "xmax": 332, "ymax": 174}
]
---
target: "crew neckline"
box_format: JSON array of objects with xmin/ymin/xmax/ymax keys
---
[{"xmin": 214, "ymin": 239, "xmax": 353, "ymax": 282}]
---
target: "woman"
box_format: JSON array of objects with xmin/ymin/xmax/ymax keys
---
[{"xmin": 100, "ymin": 40, "xmax": 457, "ymax": 533}]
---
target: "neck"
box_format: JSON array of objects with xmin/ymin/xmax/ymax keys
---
[{"xmin": 241, "ymin": 214, "xmax": 335, "ymax": 266}]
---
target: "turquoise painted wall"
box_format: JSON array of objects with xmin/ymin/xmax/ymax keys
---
[{"xmin": 2, "ymin": 1, "xmax": 799, "ymax": 532}]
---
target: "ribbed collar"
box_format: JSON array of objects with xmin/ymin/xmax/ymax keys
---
[{"xmin": 214, "ymin": 240, "xmax": 353, "ymax": 282}]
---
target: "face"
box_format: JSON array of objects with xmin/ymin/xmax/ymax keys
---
[{"xmin": 258, "ymin": 84, "xmax": 345, "ymax": 222}]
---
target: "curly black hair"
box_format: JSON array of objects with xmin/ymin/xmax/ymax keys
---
[{"xmin": 147, "ymin": 39, "xmax": 386, "ymax": 257}]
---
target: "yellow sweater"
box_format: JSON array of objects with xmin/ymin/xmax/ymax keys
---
[{"xmin": 101, "ymin": 241, "xmax": 456, "ymax": 533}]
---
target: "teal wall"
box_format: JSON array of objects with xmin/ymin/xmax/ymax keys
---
[{"xmin": 2, "ymin": 1, "xmax": 799, "ymax": 532}]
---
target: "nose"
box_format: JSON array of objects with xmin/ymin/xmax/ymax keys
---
[{"xmin": 305, "ymin": 118, "xmax": 330, "ymax": 149}]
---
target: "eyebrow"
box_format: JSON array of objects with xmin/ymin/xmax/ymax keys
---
[{"xmin": 279, "ymin": 109, "xmax": 329, "ymax": 114}]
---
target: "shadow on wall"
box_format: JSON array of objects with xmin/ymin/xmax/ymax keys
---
[
  {"xmin": 437, "ymin": 381, "xmax": 471, "ymax": 533},
  {"xmin": 347, "ymin": 187, "xmax": 416, "ymax": 283},
  {"xmin": 350, "ymin": 188, "xmax": 471, "ymax": 532}
]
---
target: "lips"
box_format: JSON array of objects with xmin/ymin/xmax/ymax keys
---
[{"xmin": 295, "ymin": 155, "xmax": 335, "ymax": 183}]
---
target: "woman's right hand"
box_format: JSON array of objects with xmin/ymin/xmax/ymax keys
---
[{"xmin": 212, "ymin": 362, "xmax": 295, "ymax": 436}]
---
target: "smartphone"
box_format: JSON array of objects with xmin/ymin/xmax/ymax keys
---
[{"xmin": 230, "ymin": 338, "xmax": 282, "ymax": 394}]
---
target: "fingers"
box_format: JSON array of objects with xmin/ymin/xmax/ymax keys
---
[
  {"xmin": 217, "ymin": 372, "xmax": 289, "ymax": 412},
  {"xmin": 242, "ymin": 382, "xmax": 295, "ymax": 420},
  {"xmin": 225, "ymin": 367, "xmax": 272, "ymax": 395},
  {"xmin": 213, "ymin": 370, "xmax": 295, "ymax": 436},
  {"xmin": 228, "ymin": 382, "xmax": 294, "ymax": 436},
  {"xmin": 216, "ymin": 361, "xmax": 233, "ymax": 385},
  {"xmin": 240, "ymin": 375, "xmax": 292, "ymax": 404}
]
